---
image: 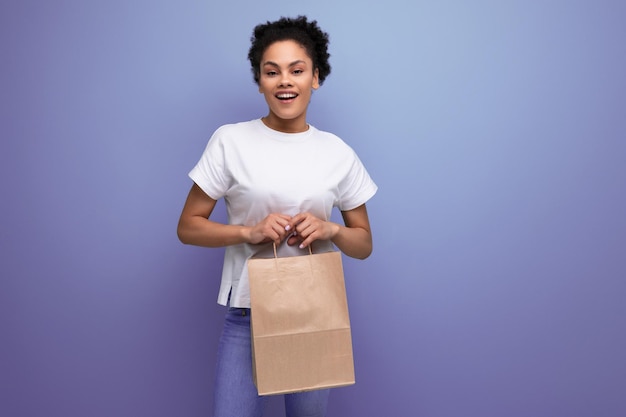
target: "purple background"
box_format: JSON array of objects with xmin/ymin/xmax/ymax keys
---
[{"xmin": 2, "ymin": 1, "xmax": 625, "ymax": 416}]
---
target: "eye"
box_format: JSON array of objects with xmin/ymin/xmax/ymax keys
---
[
  {"xmin": 266, "ymin": 71, "xmax": 278, "ymax": 77},
  {"xmin": 293, "ymin": 69, "xmax": 303, "ymax": 75}
]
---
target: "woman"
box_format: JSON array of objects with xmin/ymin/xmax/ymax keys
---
[{"xmin": 177, "ymin": 16, "xmax": 377, "ymax": 417}]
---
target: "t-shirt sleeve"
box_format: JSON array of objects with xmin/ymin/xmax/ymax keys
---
[
  {"xmin": 337, "ymin": 149, "xmax": 378, "ymax": 211},
  {"xmin": 188, "ymin": 129, "xmax": 230, "ymax": 200}
]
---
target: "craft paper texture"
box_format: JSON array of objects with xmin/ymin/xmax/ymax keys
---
[{"xmin": 248, "ymin": 250, "xmax": 355, "ymax": 395}]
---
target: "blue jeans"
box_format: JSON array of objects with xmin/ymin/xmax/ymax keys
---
[{"xmin": 213, "ymin": 307, "xmax": 330, "ymax": 417}]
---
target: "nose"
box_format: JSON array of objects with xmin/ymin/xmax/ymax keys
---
[{"xmin": 279, "ymin": 73, "xmax": 293, "ymax": 87}]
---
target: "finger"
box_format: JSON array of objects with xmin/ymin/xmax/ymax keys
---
[
  {"xmin": 271, "ymin": 224, "xmax": 288, "ymax": 242},
  {"xmin": 287, "ymin": 233, "xmax": 301, "ymax": 246},
  {"xmin": 297, "ymin": 222, "xmax": 315, "ymax": 239},
  {"xmin": 271, "ymin": 216, "xmax": 288, "ymax": 231},
  {"xmin": 298, "ymin": 225, "xmax": 320, "ymax": 248},
  {"xmin": 285, "ymin": 218, "xmax": 303, "ymax": 232},
  {"xmin": 277, "ymin": 214, "xmax": 292, "ymax": 224},
  {"xmin": 272, "ymin": 213, "xmax": 292, "ymax": 231},
  {"xmin": 288, "ymin": 212, "xmax": 308, "ymax": 228},
  {"xmin": 298, "ymin": 234, "xmax": 315, "ymax": 249}
]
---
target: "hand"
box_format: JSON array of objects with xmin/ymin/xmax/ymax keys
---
[
  {"xmin": 248, "ymin": 213, "xmax": 292, "ymax": 245},
  {"xmin": 286, "ymin": 212, "xmax": 339, "ymax": 249}
]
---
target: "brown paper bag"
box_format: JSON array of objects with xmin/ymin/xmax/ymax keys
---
[{"xmin": 247, "ymin": 246, "xmax": 355, "ymax": 396}]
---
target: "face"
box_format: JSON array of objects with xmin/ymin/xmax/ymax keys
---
[{"xmin": 258, "ymin": 40, "xmax": 320, "ymax": 133}]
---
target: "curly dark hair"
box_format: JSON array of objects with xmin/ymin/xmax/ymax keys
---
[{"xmin": 248, "ymin": 16, "xmax": 331, "ymax": 86}]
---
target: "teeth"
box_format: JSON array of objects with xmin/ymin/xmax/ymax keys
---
[{"xmin": 277, "ymin": 93, "xmax": 297, "ymax": 99}]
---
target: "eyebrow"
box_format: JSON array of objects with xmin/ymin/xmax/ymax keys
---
[{"xmin": 262, "ymin": 60, "xmax": 307, "ymax": 68}]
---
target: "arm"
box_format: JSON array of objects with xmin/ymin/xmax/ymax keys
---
[
  {"xmin": 334, "ymin": 204, "xmax": 373, "ymax": 259},
  {"xmin": 177, "ymin": 183, "xmax": 292, "ymax": 247},
  {"xmin": 287, "ymin": 204, "xmax": 373, "ymax": 259}
]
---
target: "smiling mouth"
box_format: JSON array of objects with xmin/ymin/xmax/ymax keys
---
[{"xmin": 276, "ymin": 93, "xmax": 298, "ymax": 101}]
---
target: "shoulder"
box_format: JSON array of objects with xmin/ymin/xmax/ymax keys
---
[
  {"xmin": 309, "ymin": 125, "xmax": 357, "ymax": 155},
  {"xmin": 212, "ymin": 119, "xmax": 259, "ymax": 138},
  {"xmin": 205, "ymin": 120, "xmax": 263, "ymax": 150}
]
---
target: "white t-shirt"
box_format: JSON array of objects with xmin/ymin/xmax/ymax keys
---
[{"xmin": 189, "ymin": 119, "xmax": 377, "ymax": 307}]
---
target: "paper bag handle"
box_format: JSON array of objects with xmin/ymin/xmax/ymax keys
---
[
  {"xmin": 270, "ymin": 242, "xmax": 315, "ymax": 280},
  {"xmin": 272, "ymin": 242, "xmax": 313, "ymax": 258}
]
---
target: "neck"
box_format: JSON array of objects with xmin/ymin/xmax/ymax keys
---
[{"xmin": 261, "ymin": 114, "xmax": 309, "ymax": 133}]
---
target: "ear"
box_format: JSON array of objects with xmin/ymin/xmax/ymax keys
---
[{"xmin": 312, "ymin": 68, "xmax": 320, "ymax": 90}]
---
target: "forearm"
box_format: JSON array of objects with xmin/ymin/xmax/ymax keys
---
[
  {"xmin": 330, "ymin": 223, "xmax": 372, "ymax": 260},
  {"xmin": 177, "ymin": 215, "xmax": 250, "ymax": 247}
]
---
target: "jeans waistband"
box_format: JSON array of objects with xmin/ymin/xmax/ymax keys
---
[{"xmin": 228, "ymin": 307, "xmax": 250, "ymax": 316}]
